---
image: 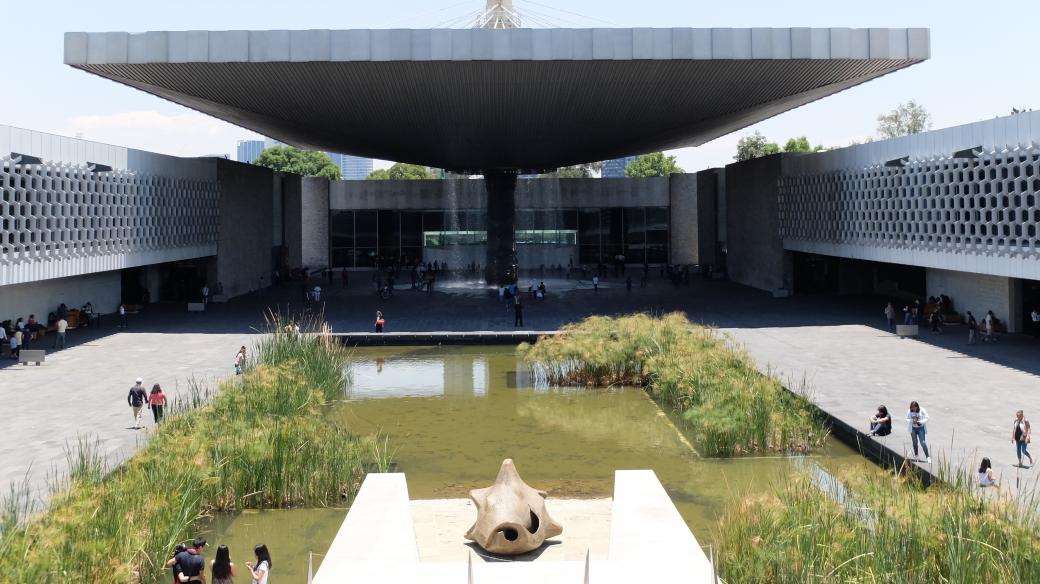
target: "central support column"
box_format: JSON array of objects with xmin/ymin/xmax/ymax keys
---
[{"xmin": 484, "ymin": 170, "xmax": 518, "ymax": 285}]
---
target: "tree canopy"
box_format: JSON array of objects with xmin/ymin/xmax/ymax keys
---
[
  {"xmin": 624, "ymin": 152, "xmax": 683, "ymax": 177},
  {"xmin": 366, "ymin": 163, "xmax": 435, "ymax": 180},
  {"xmin": 254, "ymin": 146, "xmax": 341, "ymax": 180},
  {"xmin": 735, "ymin": 132, "xmax": 824, "ymax": 161},
  {"xmin": 734, "ymin": 132, "xmax": 780, "ymax": 161},
  {"xmin": 876, "ymin": 100, "xmax": 932, "ymax": 139}
]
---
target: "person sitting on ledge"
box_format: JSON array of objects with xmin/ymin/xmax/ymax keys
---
[
  {"xmin": 978, "ymin": 457, "xmax": 997, "ymax": 487},
  {"xmin": 868, "ymin": 405, "xmax": 892, "ymax": 437}
]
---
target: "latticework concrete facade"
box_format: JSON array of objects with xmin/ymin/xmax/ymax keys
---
[{"xmin": 0, "ymin": 156, "xmax": 220, "ymax": 285}]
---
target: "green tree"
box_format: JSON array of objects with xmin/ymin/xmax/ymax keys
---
[
  {"xmin": 624, "ymin": 152, "xmax": 683, "ymax": 177},
  {"xmin": 735, "ymin": 132, "xmax": 780, "ymax": 161},
  {"xmin": 876, "ymin": 100, "xmax": 932, "ymax": 138},
  {"xmin": 782, "ymin": 136, "xmax": 825, "ymax": 153},
  {"xmin": 367, "ymin": 163, "xmax": 435, "ymax": 180},
  {"xmin": 254, "ymin": 146, "xmax": 341, "ymax": 180}
]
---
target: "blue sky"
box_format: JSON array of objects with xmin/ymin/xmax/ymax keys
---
[{"xmin": 1, "ymin": 0, "xmax": 1036, "ymax": 170}]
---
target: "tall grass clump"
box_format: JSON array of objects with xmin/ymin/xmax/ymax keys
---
[
  {"xmin": 520, "ymin": 313, "xmax": 825, "ymax": 456},
  {"xmin": 715, "ymin": 463, "xmax": 1040, "ymax": 583},
  {"xmin": 0, "ymin": 314, "xmax": 389, "ymax": 583}
]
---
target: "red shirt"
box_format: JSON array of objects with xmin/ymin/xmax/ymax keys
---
[{"xmin": 149, "ymin": 391, "xmax": 167, "ymax": 406}]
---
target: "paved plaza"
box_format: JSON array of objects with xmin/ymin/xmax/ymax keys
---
[{"xmin": 2, "ymin": 274, "xmax": 1038, "ymax": 506}]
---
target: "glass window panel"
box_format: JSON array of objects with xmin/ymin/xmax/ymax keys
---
[
  {"xmin": 578, "ymin": 209, "xmax": 601, "ymax": 248},
  {"xmin": 561, "ymin": 209, "xmax": 578, "ymax": 230},
  {"xmin": 355, "ymin": 211, "xmax": 377, "ymax": 248},
  {"xmin": 378, "ymin": 210, "xmax": 399, "ymax": 251},
  {"xmin": 331, "ymin": 247, "xmax": 354, "ymax": 268},
  {"xmin": 401, "ymin": 212, "xmax": 422, "ymax": 247},
  {"xmin": 329, "ymin": 210, "xmax": 354, "ymax": 249},
  {"xmin": 423, "ymin": 211, "xmax": 444, "ymax": 232}
]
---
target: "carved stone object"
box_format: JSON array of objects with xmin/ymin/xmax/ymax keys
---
[{"xmin": 465, "ymin": 459, "xmax": 563, "ymax": 554}]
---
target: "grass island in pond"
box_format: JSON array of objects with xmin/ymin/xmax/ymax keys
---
[{"xmin": 520, "ymin": 313, "xmax": 827, "ymax": 456}]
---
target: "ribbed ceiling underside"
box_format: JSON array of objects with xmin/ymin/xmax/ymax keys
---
[{"xmin": 77, "ymin": 59, "xmax": 914, "ymax": 170}]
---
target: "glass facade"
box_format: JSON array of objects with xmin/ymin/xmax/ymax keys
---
[{"xmin": 328, "ymin": 207, "xmax": 668, "ymax": 268}]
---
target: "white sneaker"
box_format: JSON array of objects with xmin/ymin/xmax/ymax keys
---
[{"xmin": 926, "ymin": 457, "xmax": 932, "ymax": 463}]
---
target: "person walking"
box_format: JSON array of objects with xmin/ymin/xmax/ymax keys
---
[
  {"xmin": 119, "ymin": 303, "xmax": 127, "ymax": 328},
  {"xmin": 1031, "ymin": 307, "xmax": 1040, "ymax": 339},
  {"xmin": 9, "ymin": 330, "xmax": 19, "ymax": 360},
  {"xmin": 514, "ymin": 296, "xmax": 524, "ymax": 328},
  {"xmin": 884, "ymin": 302, "xmax": 896, "ymax": 331},
  {"xmin": 375, "ymin": 310, "xmax": 385, "ymax": 333},
  {"xmin": 1013, "ymin": 410, "xmax": 1033, "ymax": 468},
  {"xmin": 128, "ymin": 378, "xmax": 148, "ymax": 429},
  {"xmin": 313, "ymin": 284, "xmax": 322, "ymax": 303},
  {"xmin": 245, "ymin": 544, "xmax": 272, "ymax": 584},
  {"xmin": 966, "ymin": 311, "xmax": 978, "ymax": 345},
  {"xmin": 234, "ymin": 346, "xmax": 247, "ymax": 375},
  {"xmin": 592, "ymin": 275, "xmax": 599, "ymax": 293},
  {"xmin": 202, "ymin": 284, "xmax": 210, "ymax": 304},
  {"xmin": 983, "ymin": 310, "xmax": 996, "ymax": 342},
  {"xmin": 53, "ymin": 316, "xmax": 68, "ymax": 349},
  {"xmin": 906, "ymin": 401, "xmax": 931, "ymax": 463},
  {"xmin": 210, "ymin": 544, "xmax": 237, "ymax": 584},
  {"xmin": 149, "ymin": 384, "xmax": 167, "ymax": 424}
]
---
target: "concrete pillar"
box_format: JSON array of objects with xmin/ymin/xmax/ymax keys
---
[{"xmin": 484, "ymin": 171, "xmax": 517, "ymax": 284}]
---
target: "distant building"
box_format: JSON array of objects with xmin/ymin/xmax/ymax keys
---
[
  {"xmin": 329, "ymin": 153, "xmax": 375, "ymax": 180},
  {"xmin": 601, "ymin": 155, "xmax": 640, "ymax": 178},
  {"xmin": 236, "ymin": 139, "xmax": 264, "ymax": 163}
]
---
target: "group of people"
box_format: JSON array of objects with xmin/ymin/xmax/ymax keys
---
[
  {"xmin": 868, "ymin": 404, "xmax": 1033, "ymax": 487},
  {"xmin": 167, "ymin": 537, "xmax": 271, "ymax": 584},
  {"xmin": 883, "ymin": 299, "xmax": 1003, "ymax": 344}
]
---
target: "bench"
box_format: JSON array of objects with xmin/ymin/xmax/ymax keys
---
[
  {"xmin": 896, "ymin": 324, "xmax": 919, "ymax": 338},
  {"xmin": 19, "ymin": 349, "xmax": 46, "ymax": 366},
  {"xmin": 187, "ymin": 302, "xmax": 206, "ymax": 312}
]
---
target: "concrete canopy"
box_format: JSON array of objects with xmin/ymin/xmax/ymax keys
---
[{"xmin": 65, "ymin": 28, "xmax": 929, "ymax": 172}]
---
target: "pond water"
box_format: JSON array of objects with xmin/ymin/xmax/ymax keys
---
[{"xmin": 204, "ymin": 345, "xmax": 875, "ymax": 583}]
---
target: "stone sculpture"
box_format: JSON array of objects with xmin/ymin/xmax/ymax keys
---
[{"xmin": 465, "ymin": 459, "xmax": 563, "ymax": 555}]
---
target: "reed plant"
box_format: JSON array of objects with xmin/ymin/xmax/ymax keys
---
[
  {"xmin": 520, "ymin": 313, "xmax": 826, "ymax": 456},
  {"xmin": 0, "ymin": 314, "xmax": 388, "ymax": 583},
  {"xmin": 714, "ymin": 463, "xmax": 1040, "ymax": 583}
]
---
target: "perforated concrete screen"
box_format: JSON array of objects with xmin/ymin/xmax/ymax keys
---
[
  {"xmin": 0, "ymin": 157, "xmax": 220, "ymax": 285},
  {"xmin": 779, "ymin": 145, "xmax": 1040, "ymax": 269}
]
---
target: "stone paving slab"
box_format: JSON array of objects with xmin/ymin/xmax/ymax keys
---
[
  {"xmin": 0, "ymin": 331, "xmax": 254, "ymax": 503},
  {"xmin": 723, "ymin": 324, "xmax": 1040, "ymax": 492}
]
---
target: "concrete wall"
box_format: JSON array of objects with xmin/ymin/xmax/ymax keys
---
[
  {"xmin": 329, "ymin": 176, "xmax": 670, "ymax": 211},
  {"xmin": 926, "ymin": 268, "xmax": 1017, "ymax": 332},
  {"xmin": 725, "ymin": 155, "xmax": 792, "ymax": 295},
  {"xmin": 283, "ymin": 175, "xmax": 304, "ymax": 267},
  {"xmin": 214, "ymin": 160, "xmax": 275, "ymax": 298},
  {"xmin": 301, "ymin": 177, "xmax": 330, "ymax": 268},
  {"xmin": 0, "ymin": 271, "xmax": 120, "ymax": 326},
  {"xmin": 668, "ymin": 173, "xmax": 698, "ymax": 265}
]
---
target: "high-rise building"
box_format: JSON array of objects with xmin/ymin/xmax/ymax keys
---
[
  {"xmin": 236, "ymin": 139, "xmax": 264, "ymax": 163},
  {"xmin": 328, "ymin": 153, "xmax": 375, "ymax": 180},
  {"xmin": 601, "ymin": 155, "xmax": 639, "ymax": 178}
]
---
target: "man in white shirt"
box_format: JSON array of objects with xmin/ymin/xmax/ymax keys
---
[
  {"xmin": 54, "ymin": 317, "xmax": 68, "ymax": 349},
  {"xmin": 202, "ymin": 285, "xmax": 210, "ymax": 304},
  {"xmin": 1031, "ymin": 307, "xmax": 1040, "ymax": 339},
  {"xmin": 313, "ymin": 285, "xmax": 322, "ymax": 302}
]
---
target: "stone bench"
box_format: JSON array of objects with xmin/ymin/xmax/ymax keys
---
[
  {"xmin": 19, "ymin": 349, "xmax": 46, "ymax": 366},
  {"xmin": 896, "ymin": 324, "xmax": 919, "ymax": 338}
]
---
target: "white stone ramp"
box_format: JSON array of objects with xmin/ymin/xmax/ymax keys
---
[
  {"xmin": 314, "ymin": 470, "xmax": 717, "ymax": 583},
  {"xmin": 313, "ymin": 473, "xmax": 418, "ymax": 583}
]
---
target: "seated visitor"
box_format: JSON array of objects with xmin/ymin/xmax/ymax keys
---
[
  {"xmin": 868, "ymin": 405, "xmax": 892, "ymax": 436},
  {"xmin": 978, "ymin": 457, "xmax": 997, "ymax": 487}
]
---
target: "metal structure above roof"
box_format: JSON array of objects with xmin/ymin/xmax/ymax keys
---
[{"xmin": 65, "ymin": 27, "xmax": 929, "ymax": 171}]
